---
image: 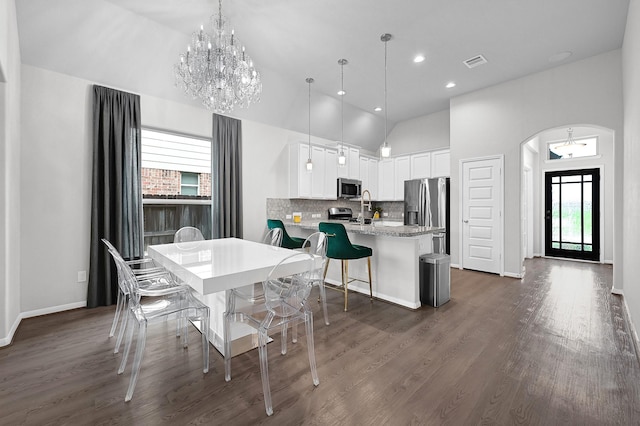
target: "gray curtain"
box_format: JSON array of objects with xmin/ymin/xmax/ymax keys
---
[
  {"xmin": 88, "ymin": 85, "xmax": 144, "ymax": 308},
  {"xmin": 212, "ymin": 114, "xmax": 243, "ymax": 239}
]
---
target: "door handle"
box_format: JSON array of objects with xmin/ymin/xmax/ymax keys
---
[{"xmin": 463, "ymin": 220, "xmax": 469, "ymax": 223}]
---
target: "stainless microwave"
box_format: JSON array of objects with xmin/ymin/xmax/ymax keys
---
[{"xmin": 337, "ymin": 178, "xmax": 361, "ymax": 199}]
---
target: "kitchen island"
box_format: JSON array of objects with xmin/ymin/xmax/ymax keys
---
[{"xmin": 286, "ymin": 220, "xmax": 444, "ymax": 309}]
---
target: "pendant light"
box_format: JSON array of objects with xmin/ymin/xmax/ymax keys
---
[
  {"xmin": 305, "ymin": 77, "xmax": 314, "ymax": 172},
  {"xmin": 553, "ymin": 127, "xmax": 587, "ymax": 157},
  {"xmin": 380, "ymin": 33, "xmax": 392, "ymax": 158},
  {"xmin": 338, "ymin": 59, "xmax": 348, "ymax": 167}
]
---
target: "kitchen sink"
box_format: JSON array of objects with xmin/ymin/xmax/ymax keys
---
[{"xmin": 376, "ymin": 220, "xmax": 404, "ymax": 227}]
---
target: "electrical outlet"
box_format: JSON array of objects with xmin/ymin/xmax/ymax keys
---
[
  {"xmin": 383, "ymin": 212, "xmax": 389, "ymax": 217},
  {"xmin": 77, "ymin": 271, "xmax": 87, "ymax": 283},
  {"xmin": 285, "ymin": 214, "xmax": 292, "ymax": 219}
]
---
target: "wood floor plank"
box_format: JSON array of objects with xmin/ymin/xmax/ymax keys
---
[{"xmin": 2, "ymin": 258, "xmax": 640, "ymax": 425}]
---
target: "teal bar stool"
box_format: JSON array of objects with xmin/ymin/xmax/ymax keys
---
[
  {"xmin": 267, "ymin": 219, "xmax": 305, "ymax": 249},
  {"xmin": 318, "ymin": 222, "xmax": 373, "ymax": 311}
]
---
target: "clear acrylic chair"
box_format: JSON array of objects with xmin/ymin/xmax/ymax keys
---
[
  {"xmin": 111, "ymin": 251, "xmax": 210, "ymax": 402},
  {"xmin": 102, "ymin": 238, "xmax": 183, "ymax": 354},
  {"xmin": 228, "ymin": 227, "xmax": 284, "ymax": 307},
  {"xmin": 224, "ymin": 252, "xmax": 320, "ymax": 416},
  {"xmin": 299, "ymin": 232, "xmax": 330, "ymax": 326},
  {"xmin": 174, "ymin": 226, "xmax": 205, "ymax": 243}
]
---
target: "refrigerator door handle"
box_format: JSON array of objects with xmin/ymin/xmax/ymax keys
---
[
  {"xmin": 418, "ymin": 182, "xmax": 424, "ymax": 226},
  {"xmin": 424, "ymin": 182, "xmax": 432, "ymax": 226}
]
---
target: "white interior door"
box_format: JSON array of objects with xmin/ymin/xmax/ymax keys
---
[{"xmin": 461, "ymin": 157, "xmax": 503, "ymax": 274}]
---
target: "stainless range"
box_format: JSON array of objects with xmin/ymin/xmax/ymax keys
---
[{"xmin": 327, "ymin": 207, "xmax": 371, "ymax": 224}]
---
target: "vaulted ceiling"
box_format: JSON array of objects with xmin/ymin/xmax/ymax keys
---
[{"xmin": 16, "ymin": 0, "xmax": 630, "ymax": 152}]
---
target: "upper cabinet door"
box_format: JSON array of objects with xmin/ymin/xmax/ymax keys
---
[
  {"xmin": 368, "ymin": 158, "xmax": 379, "ymax": 200},
  {"xmin": 289, "ymin": 143, "xmax": 311, "ymax": 198},
  {"xmin": 348, "ymin": 147, "xmax": 360, "ymax": 179},
  {"xmin": 359, "ymin": 156, "xmax": 369, "ymax": 195},
  {"xmin": 431, "ymin": 149, "xmax": 450, "ymax": 177},
  {"xmin": 324, "ymin": 148, "xmax": 338, "ymax": 199},
  {"xmin": 311, "ymin": 146, "xmax": 325, "ymax": 198},
  {"xmin": 394, "ymin": 155, "xmax": 411, "ymax": 200},
  {"xmin": 411, "ymin": 152, "xmax": 431, "ymax": 179},
  {"xmin": 378, "ymin": 158, "xmax": 395, "ymax": 200}
]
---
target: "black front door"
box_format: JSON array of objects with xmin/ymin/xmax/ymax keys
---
[{"xmin": 544, "ymin": 168, "xmax": 600, "ymax": 261}]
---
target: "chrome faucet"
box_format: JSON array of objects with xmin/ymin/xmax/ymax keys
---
[{"xmin": 360, "ymin": 189, "xmax": 372, "ymax": 224}]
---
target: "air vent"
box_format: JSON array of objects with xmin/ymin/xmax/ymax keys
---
[{"xmin": 463, "ymin": 54, "xmax": 488, "ymax": 69}]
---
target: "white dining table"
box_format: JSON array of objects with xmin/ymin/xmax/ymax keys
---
[{"xmin": 147, "ymin": 237, "xmax": 313, "ymax": 356}]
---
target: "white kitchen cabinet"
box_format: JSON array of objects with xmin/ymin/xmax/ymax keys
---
[
  {"xmin": 348, "ymin": 147, "xmax": 360, "ymax": 179},
  {"xmin": 289, "ymin": 143, "xmax": 337, "ymax": 199},
  {"xmin": 324, "ymin": 148, "xmax": 338, "ymax": 199},
  {"xmin": 431, "ymin": 148, "xmax": 450, "ymax": 177},
  {"xmin": 289, "ymin": 143, "xmax": 312, "ymax": 198},
  {"xmin": 411, "ymin": 151, "xmax": 431, "ymax": 179},
  {"xmin": 394, "ymin": 155, "xmax": 411, "ymax": 201},
  {"xmin": 359, "ymin": 156, "xmax": 378, "ymax": 200},
  {"xmin": 378, "ymin": 158, "xmax": 395, "ymax": 200},
  {"xmin": 367, "ymin": 157, "xmax": 379, "ymax": 200},
  {"xmin": 311, "ymin": 146, "xmax": 325, "ymax": 198}
]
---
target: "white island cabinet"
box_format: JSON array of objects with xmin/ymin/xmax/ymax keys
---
[{"xmin": 287, "ymin": 221, "xmax": 443, "ymax": 309}]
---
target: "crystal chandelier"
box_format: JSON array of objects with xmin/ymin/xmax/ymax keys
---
[
  {"xmin": 173, "ymin": 0, "xmax": 262, "ymax": 114},
  {"xmin": 380, "ymin": 33, "xmax": 392, "ymax": 158}
]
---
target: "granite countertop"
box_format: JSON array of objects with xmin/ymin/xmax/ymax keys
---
[{"xmin": 287, "ymin": 220, "xmax": 444, "ymax": 237}]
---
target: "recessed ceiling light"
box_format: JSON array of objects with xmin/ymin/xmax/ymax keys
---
[
  {"xmin": 413, "ymin": 54, "xmax": 425, "ymax": 63},
  {"xmin": 445, "ymin": 82, "xmax": 456, "ymax": 89},
  {"xmin": 337, "ymin": 90, "xmax": 346, "ymax": 96},
  {"xmin": 548, "ymin": 51, "xmax": 572, "ymax": 63},
  {"xmin": 374, "ymin": 107, "xmax": 382, "ymax": 112}
]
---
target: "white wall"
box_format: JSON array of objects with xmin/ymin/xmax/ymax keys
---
[
  {"xmin": 0, "ymin": 0, "xmax": 22, "ymax": 346},
  {"xmin": 385, "ymin": 109, "xmax": 450, "ymax": 155},
  {"xmin": 522, "ymin": 138, "xmax": 539, "ymax": 256},
  {"xmin": 17, "ymin": 65, "xmax": 339, "ymax": 321},
  {"xmin": 450, "ymin": 50, "xmax": 623, "ymax": 279},
  {"xmin": 622, "ymin": 0, "xmax": 640, "ymax": 336}
]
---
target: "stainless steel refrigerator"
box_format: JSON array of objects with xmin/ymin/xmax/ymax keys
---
[{"xmin": 404, "ymin": 177, "xmax": 450, "ymax": 254}]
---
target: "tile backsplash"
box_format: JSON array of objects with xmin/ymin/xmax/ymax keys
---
[{"xmin": 266, "ymin": 198, "xmax": 404, "ymax": 222}]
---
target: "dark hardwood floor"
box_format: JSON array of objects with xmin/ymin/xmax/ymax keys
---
[{"xmin": 2, "ymin": 258, "xmax": 640, "ymax": 425}]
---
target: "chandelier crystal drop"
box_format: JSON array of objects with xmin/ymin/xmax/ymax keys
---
[{"xmin": 173, "ymin": 0, "xmax": 262, "ymax": 114}]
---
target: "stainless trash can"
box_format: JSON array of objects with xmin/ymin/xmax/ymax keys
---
[{"xmin": 419, "ymin": 253, "xmax": 451, "ymax": 307}]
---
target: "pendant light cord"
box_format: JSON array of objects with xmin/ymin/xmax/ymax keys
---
[
  {"xmin": 384, "ymin": 38, "xmax": 388, "ymax": 147},
  {"xmin": 341, "ymin": 63, "xmax": 344, "ymax": 150}
]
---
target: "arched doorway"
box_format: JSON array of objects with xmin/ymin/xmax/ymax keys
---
[{"xmin": 519, "ymin": 125, "xmax": 615, "ymax": 275}]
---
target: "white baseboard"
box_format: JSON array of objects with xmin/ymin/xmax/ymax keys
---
[
  {"xmin": 0, "ymin": 314, "xmax": 23, "ymax": 347},
  {"xmin": 617, "ymin": 293, "xmax": 640, "ymax": 363},
  {"xmin": 21, "ymin": 301, "xmax": 86, "ymax": 319},
  {"xmin": 604, "ymin": 259, "xmax": 614, "ymax": 265},
  {"xmin": 503, "ymin": 271, "xmax": 523, "ymax": 279},
  {"xmin": 0, "ymin": 301, "xmax": 87, "ymax": 347},
  {"xmin": 450, "ymin": 263, "xmax": 460, "ymax": 269},
  {"xmin": 611, "ymin": 288, "xmax": 624, "ymax": 296}
]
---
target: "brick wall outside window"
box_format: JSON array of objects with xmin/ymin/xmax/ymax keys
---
[{"xmin": 142, "ymin": 168, "xmax": 211, "ymax": 197}]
